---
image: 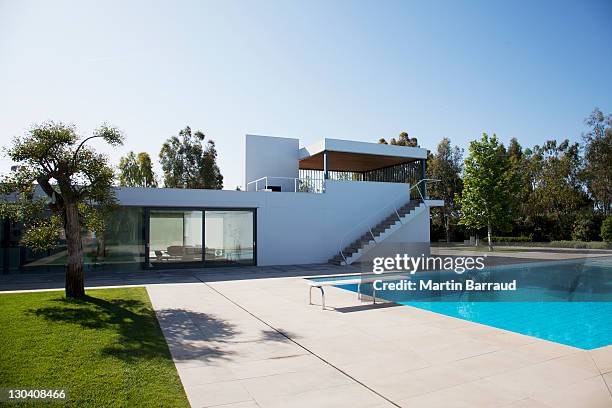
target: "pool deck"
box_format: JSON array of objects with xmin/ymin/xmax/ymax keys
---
[
  {"xmin": 2, "ymin": 252, "xmax": 612, "ymax": 407},
  {"xmin": 146, "ymin": 274, "xmax": 612, "ymax": 408}
]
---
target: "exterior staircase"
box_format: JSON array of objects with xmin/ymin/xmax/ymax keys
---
[{"xmin": 329, "ymin": 199, "xmax": 425, "ymax": 266}]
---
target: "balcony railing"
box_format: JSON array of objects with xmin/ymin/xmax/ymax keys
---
[
  {"xmin": 246, "ymin": 176, "xmax": 324, "ymax": 193},
  {"xmin": 299, "ymin": 160, "xmax": 425, "ymax": 185}
]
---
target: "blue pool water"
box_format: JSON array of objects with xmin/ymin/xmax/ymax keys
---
[
  {"xmin": 399, "ymin": 301, "xmax": 611, "ymax": 349},
  {"xmin": 317, "ymin": 257, "xmax": 612, "ymax": 350}
]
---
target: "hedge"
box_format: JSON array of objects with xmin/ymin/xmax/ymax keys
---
[{"xmin": 483, "ymin": 236, "xmax": 532, "ymax": 243}]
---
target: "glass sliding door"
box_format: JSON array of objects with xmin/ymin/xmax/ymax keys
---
[
  {"xmin": 148, "ymin": 210, "xmax": 203, "ymax": 264},
  {"xmin": 205, "ymin": 210, "xmax": 255, "ymax": 265}
]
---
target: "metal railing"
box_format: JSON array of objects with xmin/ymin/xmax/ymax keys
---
[
  {"xmin": 245, "ymin": 176, "xmax": 325, "ymax": 193},
  {"xmin": 338, "ymin": 179, "xmax": 439, "ymax": 263},
  {"xmin": 299, "ymin": 160, "xmax": 424, "ymax": 184}
]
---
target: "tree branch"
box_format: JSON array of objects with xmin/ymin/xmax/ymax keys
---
[
  {"xmin": 71, "ymin": 135, "xmax": 102, "ymax": 170},
  {"xmin": 37, "ymin": 176, "xmax": 64, "ymax": 211}
]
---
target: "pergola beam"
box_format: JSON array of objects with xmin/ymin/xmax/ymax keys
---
[{"xmin": 299, "ymin": 151, "xmax": 419, "ymax": 173}]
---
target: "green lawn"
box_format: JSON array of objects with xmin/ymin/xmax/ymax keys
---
[
  {"xmin": 0, "ymin": 287, "xmax": 189, "ymax": 407},
  {"xmin": 441, "ymin": 246, "xmax": 529, "ymax": 252}
]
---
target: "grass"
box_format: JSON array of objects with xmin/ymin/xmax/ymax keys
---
[
  {"xmin": 440, "ymin": 241, "xmax": 612, "ymax": 250},
  {"xmin": 441, "ymin": 246, "xmax": 530, "ymax": 252},
  {"xmin": 0, "ymin": 287, "xmax": 189, "ymax": 407}
]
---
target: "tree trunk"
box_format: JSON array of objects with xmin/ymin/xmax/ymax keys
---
[
  {"xmin": 64, "ymin": 202, "xmax": 85, "ymax": 298},
  {"xmin": 97, "ymin": 233, "xmax": 106, "ymax": 258},
  {"xmin": 445, "ymin": 212, "xmax": 450, "ymax": 244},
  {"xmin": 487, "ymin": 223, "xmax": 493, "ymax": 252}
]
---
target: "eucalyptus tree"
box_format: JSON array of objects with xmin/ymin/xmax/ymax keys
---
[
  {"xmin": 118, "ymin": 151, "xmax": 158, "ymax": 187},
  {"xmin": 427, "ymin": 138, "xmax": 464, "ymax": 243},
  {"xmin": 378, "ymin": 131, "xmax": 418, "ymax": 147},
  {"xmin": 582, "ymin": 108, "xmax": 612, "ymax": 215},
  {"xmin": 0, "ymin": 122, "xmax": 123, "ymax": 297},
  {"xmin": 159, "ymin": 126, "xmax": 223, "ymax": 189},
  {"xmin": 526, "ymin": 140, "xmax": 589, "ymax": 240}
]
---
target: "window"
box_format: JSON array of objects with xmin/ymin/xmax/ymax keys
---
[{"xmin": 205, "ymin": 211, "xmax": 254, "ymax": 265}]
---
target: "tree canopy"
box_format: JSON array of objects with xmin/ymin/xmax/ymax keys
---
[
  {"xmin": 379, "ymin": 131, "xmax": 418, "ymax": 147},
  {"xmin": 458, "ymin": 133, "xmax": 516, "ymax": 250},
  {"xmin": 118, "ymin": 151, "xmax": 158, "ymax": 187},
  {"xmin": 581, "ymin": 108, "xmax": 612, "ymax": 215},
  {"xmin": 522, "ymin": 140, "xmax": 589, "ymax": 240},
  {"xmin": 427, "ymin": 138, "xmax": 464, "ymax": 243},
  {"xmin": 159, "ymin": 127, "xmax": 223, "ymax": 189}
]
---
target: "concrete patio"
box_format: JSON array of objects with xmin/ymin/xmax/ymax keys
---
[{"xmin": 147, "ymin": 274, "xmax": 612, "ymax": 408}]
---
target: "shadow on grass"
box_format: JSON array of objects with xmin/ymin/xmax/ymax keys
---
[{"xmin": 30, "ymin": 295, "xmax": 298, "ymax": 364}]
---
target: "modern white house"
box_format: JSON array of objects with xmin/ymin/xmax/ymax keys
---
[{"xmin": 1, "ymin": 135, "xmax": 442, "ymax": 273}]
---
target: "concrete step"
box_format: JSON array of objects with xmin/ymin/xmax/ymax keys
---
[{"xmin": 329, "ymin": 199, "xmax": 425, "ymax": 265}]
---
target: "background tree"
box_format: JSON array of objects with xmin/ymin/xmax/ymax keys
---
[
  {"xmin": 505, "ymin": 137, "xmax": 538, "ymax": 238},
  {"xmin": 159, "ymin": 126, "xmax": 223, "ymax": 189},
  {"xmin": 427, "ymin": 138, "xmax": 464, "ymax": 243},
  {"xmin": 0, "ymin": 122, "xmax": 123, "ymax": 297},
  {"xmin": 524, "ymin": 140, "xmax": 589, "ymax": 240},
  {"xmin": 571, "ymin": 211, "xmax": 603, "ymax": 242},
  {"xmin": 378, "ymin": 131, "xmax": 418, "ymax": 147},
  {"xmin": 118, "ymin": 151, "xmax": 158, "ymax": 187},
  {"xmin": 458, "ymin": 133, "xmax": 516, "ymax": 250},
  {"xmin": 581, "ymin": 108, "xmax": 612, "ymax": 215},
  {"xmin": 602, "ymin": 216, "xmax": 612, "ymax": 242}
]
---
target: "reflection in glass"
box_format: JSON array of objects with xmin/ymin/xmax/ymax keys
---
[
  {"xmin": 19, "ymin": 206, "xmax": 144, "ymax": 272},
  {"xmin": 205, "ymin": 211, "xmax": 254, "ymax": 264},
  {"xmin": 149, "ymin": 210, "xmax": 202, "ymax": 263}
]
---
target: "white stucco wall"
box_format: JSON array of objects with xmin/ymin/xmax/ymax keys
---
[
  {"xmin": 244, "ymin": 135, "xmax": 299, "ymax": 191},
  {"xmin": 116, "ymin": 180, "xmax": 430, "ymax": 266}
]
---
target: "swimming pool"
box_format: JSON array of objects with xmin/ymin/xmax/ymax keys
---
[{"xmin": 318, "ymin": 257, "xmax": 612, "ymax": 350}]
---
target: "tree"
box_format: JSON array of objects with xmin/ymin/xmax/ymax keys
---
[
  {"xmin": 0, "ymin": 122, "xmax": 123, "ymax": 297},
  {"xmin": 525, "ymin": 140, "xmax": 589, "ymax": 240},
  {"xmin": 602, "ymin": 216, "xmax": 612, "ymax": 242},
  {"xmin": 378, "ymin": 132, "xmax": 418, "ymax": 147},
  {"xmin": 457, "ymin": 133, "xmax": 516, "ymax": 250},
  {"xmin": 427, "ymin": 138, "xmax": 464, "ymax": 243},
  {"xmin": 159, "ymin": 126, "xmax": 223, "ymax": 189},
  {"xmin": 571, "ymin": 211, "xmax": 602, "ymax": 242},
  {"xmin": 505, "ymin": 138, "xmax": 539, "ymax": 238},
  {"xmin": 118, "ymin": 151, "xmax": 158, "ymax": 187},
  {"xmin": 582, "ymin": 108, "xmax": 612, "ymax": 215}
]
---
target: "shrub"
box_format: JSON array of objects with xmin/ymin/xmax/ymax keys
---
[
  {"xmin": 480, "ymin": 240, "xmax": 612, "ymax": 249},
  {"xmin": 602, "ymin": 216, "xmax": 612, "ymax": 243},
  {"xmin": 572, "ymin": 212, "xmax": 603, "ymax": 241},
  {"xmin": 548, "ymin": 240, "xmax": 612, "ymax": 249},
  {"xmin": 485, "ymin": 236, "xmax": 532, "ymax": 243}
]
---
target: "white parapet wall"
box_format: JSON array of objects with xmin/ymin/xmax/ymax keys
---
[
  {"xmin": 116, "ymin": 179, "xmax": 431, "ymax": 266},
  {"xmin": 245, "ymin": 135, "xmax": 299, "ymax": 191}
]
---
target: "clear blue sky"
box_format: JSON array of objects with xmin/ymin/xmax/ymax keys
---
[{"xmin": 1, "ymin": 0, "xmax": 611, "ymax": 189}]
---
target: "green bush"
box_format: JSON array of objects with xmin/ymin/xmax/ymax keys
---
[
  {"xmin": 548, "ymin": 240, "xmax": 612, "ymax": 249},
  {"xmin": 485, "ymin": 236, "xmax": 532, "ymax": 243},
  {"xmin": 602, "ymin": 216, "xmax": 612, "ymax": 243},
  {"xmin": 479, "ymin": 240, "xmax": 612, "ymax": 249},
  {"xmin": 572, "ymin": 212, "xmax": 603, "ymax": 241}
]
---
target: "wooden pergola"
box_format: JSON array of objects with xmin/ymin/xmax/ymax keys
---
[{"xmin": 299, "ymin": 151, "xmax": 420, "ymax": 173}]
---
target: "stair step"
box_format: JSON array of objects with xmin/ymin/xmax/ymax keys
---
[{"xmin": 329, "ymin": 198, "xmax": 425, "ymax": 266}]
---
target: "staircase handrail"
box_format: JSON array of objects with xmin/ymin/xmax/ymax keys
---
[
  {"xmin": 410, "ymin": 178, "xmax": 440, "ymax": 206},
  {"xmin": 338, "ymin": 179, "xmax": 440, "ymax": 263}
]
